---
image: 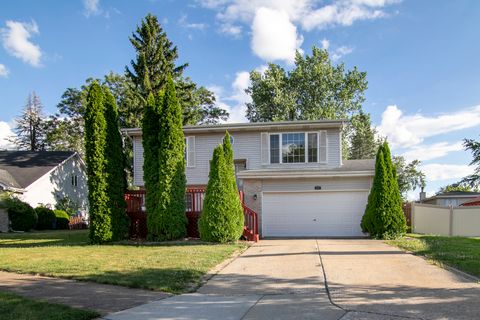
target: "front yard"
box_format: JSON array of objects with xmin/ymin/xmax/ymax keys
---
[
  {"xmin": 0, "ymin": 230, "xmax": 247, "ymax": 293},
  {"xmin": 388, "ymin": 234, "xmax": 480, "ymax": 278},
  {"xmin": 0, "ymin": 291, "xmax": 98, "ymax": 320}
]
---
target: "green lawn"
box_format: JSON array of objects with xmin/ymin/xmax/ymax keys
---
[
  {"xmin": 388, "ymin": 234, "xmax": 480, "ymax": 278},
  {"xmin": 0, "ymin": 230, "xmax": 247, "ymax": 293},
  {"xmin": 0, "ymin": 291, "xmax": 98, "ymax": 320}
]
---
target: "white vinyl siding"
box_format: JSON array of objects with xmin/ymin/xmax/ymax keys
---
[{"xmin": 132, "ymin": 128, "xmax": 343, "ymax": 186}]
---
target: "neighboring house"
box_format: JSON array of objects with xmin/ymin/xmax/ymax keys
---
[
  {"xmin": 420, "ymin": 191, "xmax": 480, "ymax": 207},
  {"xmin": 125, "ymin": 120, "xmax": 375, "ymax": 238},
  {"xmin": 460, "ymin": 196, "xmax": 480, "ymax": 206},
  {"xmin": 0, "ymin": 151, "xmax": 88, "ymax": 212}
]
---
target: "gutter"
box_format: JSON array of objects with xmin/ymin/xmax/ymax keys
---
[{"xmin": 237, "ymin": 170, "xmax": 375, "ymax": 179}]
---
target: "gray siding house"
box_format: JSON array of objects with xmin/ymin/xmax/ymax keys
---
[
  {"xmin": 0, "ymin": 151, "xmax": 88, "ymax": 212},
  {"xmin": 125, "ymin": 120, "xmax": 375, "ymax": 238}
]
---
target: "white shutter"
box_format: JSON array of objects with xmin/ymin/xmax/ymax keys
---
[
  {"xmin": 319, "ymin": 131, "xmax": 327, "ymax": 163},
  {"xmin": 187, "ymin": 136, "xmax": 195, "ymax": 167},
  {"xmin": 261, "ymin": 132, "xmax": 269, "ymax": 165}
]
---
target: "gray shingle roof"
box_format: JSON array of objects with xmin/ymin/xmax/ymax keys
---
[{"xmin": 0, "ymin": 151, "xmax": 75, "ymax": 189}]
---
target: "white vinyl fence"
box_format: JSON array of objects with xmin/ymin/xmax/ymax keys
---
[{"xmin": 412, "ymin": 203, "xmax": 480, "ymax": 237}]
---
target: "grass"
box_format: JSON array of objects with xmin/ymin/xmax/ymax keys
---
[
  {"xmin": 0, "ymin": 291, "xmax": 98, "ymax": 320},
  {"xmin": 0, "ymin": 230, "xmax": 247, "ymax": 293},
  {"xmin": 387, "ymin": 234, "xmax": 480, "ymax": 278}
]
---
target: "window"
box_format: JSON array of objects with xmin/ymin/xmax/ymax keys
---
[
  {"xmin": 270, "ymin": 135, "xmax": 280, "ymax": 163},
  {"xmin": 185, "ymin": 136, "xmax": 196, "ymax": 167},
  {"xmin": 268, "ymin": 132, "xmax": 320, "ymax": 164},
  {"xmin": 71, "ymin": 175, "xmax": 78, "ymax": 187},
  {"xmin": 282, "ymin": 133, "xmax": 305, "ymax": 163}
]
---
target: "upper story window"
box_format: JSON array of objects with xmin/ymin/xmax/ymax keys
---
[
  {"xmin": 268, "ymin": 132, "xmax": 324, "ymax": 164},
  {"xmin": 185, "ymin": 136, "xmax": 196, "ymax": 168},
  {"xmin": 71, "ymin": 174, "xmax": 78, "ymax": 187}
]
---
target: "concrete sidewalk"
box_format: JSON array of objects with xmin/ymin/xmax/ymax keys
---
[{"xmin": 0, "ymin": 271, "xmax": 170, "ymax": 315}]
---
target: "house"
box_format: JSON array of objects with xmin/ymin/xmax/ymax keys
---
[
  {"xmin": 419, "ymin": 191, "xmax": 480, "ymax": 207},
  {"xmin": 124, "ymin": 120, "xmax": 375, "ymax": 238},
  {"xmin": 0, "ymin": 151, "xmax": 88, "ymax": 212},
  {"xmin": 460, "ymin": 196, "xmax": 480, "ymax": 206}
]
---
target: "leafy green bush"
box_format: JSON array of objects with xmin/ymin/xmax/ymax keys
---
[
  {"xmin": 6, "ymin": 198, "xmax": 37, "ymax": 231},
  {"xmin": 55, "ymin": 196, "xmax": 79, "ymax": 216},
  {"xmin": 35, "ymin": 206, "xmax": 56, "ymax": 230},
  {"xmin": 54, "ymin": 210, "xmax": 70, "ymax": 230}
]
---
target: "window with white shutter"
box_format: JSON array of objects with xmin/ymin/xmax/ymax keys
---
[
  {"xmin": 319, "ymin": 130, "xmax": 327, "ymax": 163},
  {"xmin": 186, "ymin": 136, "xmax": 196, "ymax": 167},
  {"xmin": 261, "ymin": 132, "xmax": 269, "ymax": 165}
]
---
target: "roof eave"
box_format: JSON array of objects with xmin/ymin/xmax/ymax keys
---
[
  {"xmin": 237, "ymin": 170, "xmax": 374, "ymax": 179},
  {"xmin": 122, "ymin": 120, "xmax": 347, "ymax": 137}
]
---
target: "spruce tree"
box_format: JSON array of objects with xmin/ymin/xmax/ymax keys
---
[
  {"xmin": 84, "ymin": 82, "xmax": 112, "ymax": 243},
  {"xmin": 103, "ymin": 88, "xmax": 129, "ymax": 240},
  {"xmin": 149, "ymin": 76, "xmax": 187, "ymax": 240},
  {"xmin": 361, "ymin": 142, "xmax": 406, "ymax": 239},
  {"xmin": 349, "ymin": 111, "xmax": 379, "ymax": 159},
  {"xmin": 126, "ymin": 14, "xmax": 187, "ymax": 99},
  {"xmin": 143, "ymin": 93, "xmax": 161, "ymax": 237},
  {"xmin": 11, "ymin": 92, "xmax": 47, "ymax": 151}
]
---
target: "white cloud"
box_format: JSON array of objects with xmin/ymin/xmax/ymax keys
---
[
  {"xmin": 199, "ymin": 0, "xmax": 397, "ymax": 62},
  {"xmin": 420, "ymin": 164, "xmax": 474, "ymax": 182},
  {"xmin": 208, "ymin": 70, "xmax": 252, "ymax": 123},
  {"xmin": 1, "ymin": 20, "xmax": 42, "ymax": 67},
  {"xmin": 251, "ymin": 7, "xmax": 303, "ymax": 63},
  {"xmin": 0, "ymin": 64, "xmax": 8, "ymax": 77},
  {"xmin": 377, "ymin": 105, "xmax": 480, "ymax": 148},
  {"xmin": 402, "ymin": 142, "xmax": 464, "ymax": 162},
  {"xmin": 320, "ymin": 38, "xmax": 330, "ymax": 50},
  {"xmin": 83, "ymin": 0, "xmax": 101, "ymax": 17},
  {"xmin": 0, "ymin": 121, "xmax": 15, "ymax": 150},
  {"xmin": 200, "ymin": 0, "xmax": 398, "ymax": 33},
  {"xmin": 331, "ymin": 45, "xmax": 353, "ymax": 61},
  {"xmin": 179, "ymin": 14, "xmax": 208, "ymax": 30}
]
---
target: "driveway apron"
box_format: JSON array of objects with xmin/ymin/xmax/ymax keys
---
[
  {"xmin": 103, "ymin": 240, "xmax": 344, "ymax": 320},
  {"xmin": 318, "ymin": 239, "xmax": 480, "ymax": 320}
]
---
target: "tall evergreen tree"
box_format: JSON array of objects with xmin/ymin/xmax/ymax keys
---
[
  {"xmin": 361, "ymin": 142, "xmax": 406, "ymax": 239},
  {"xmin": 149, "ymin": 76, "xmax": 187, "ymax": 240},
  {"xmin": 126, "ymin": 14, "xmax": 187, "ymax": 99},
  {"xmin": 143, "ymin": 94, "xmax": 161, "ymax": 237},
  {"xmin": 84, "ymin": 82, "xmax": 112, "ymax": 243},
  {"xmin": 103, "ymin": 88, "xmax": 129, "ymax": 240},
  {"xmin": 11, "ymin": 92, "xmax": 47, "ymax": 151},
  {"xmin": 349, "ymin": 111, "xmax": 379, "ymax": 159}
]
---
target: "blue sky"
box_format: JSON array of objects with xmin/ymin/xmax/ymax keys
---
[{"xmin": 0, "ymin": 0, "xmax": 479, "ymax": 198}]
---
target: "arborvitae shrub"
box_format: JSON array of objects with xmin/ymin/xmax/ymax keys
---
[
  {"xmin": 361, "ymin": 142, "xmax": 407, "ymax": 239},
  {"xmin": 54, "ymin": 210, "xmax": 70, "ymax": 230}
]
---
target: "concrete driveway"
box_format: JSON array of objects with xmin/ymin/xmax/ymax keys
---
[{"xmin": 104, "ymin": 239, "xmax": 480, "ymax": 320}]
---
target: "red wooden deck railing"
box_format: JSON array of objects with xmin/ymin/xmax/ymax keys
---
[{"xmin": 124, "ymin": 188, "xmax": 259, "ymax": 241}]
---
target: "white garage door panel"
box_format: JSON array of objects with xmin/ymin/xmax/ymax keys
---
[{"xmin": 262, "ymin": 191, "xmax": 368, "ymax": 237}]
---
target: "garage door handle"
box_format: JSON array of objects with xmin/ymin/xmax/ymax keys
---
[{"xmin": 313, "ymin": 219, "xmax": 317, "ymax": 222}]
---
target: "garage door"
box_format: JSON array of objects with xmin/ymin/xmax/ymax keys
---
[{"xmin": 262, "ymin": 191, "xmax": 368, "ymax": 237}]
